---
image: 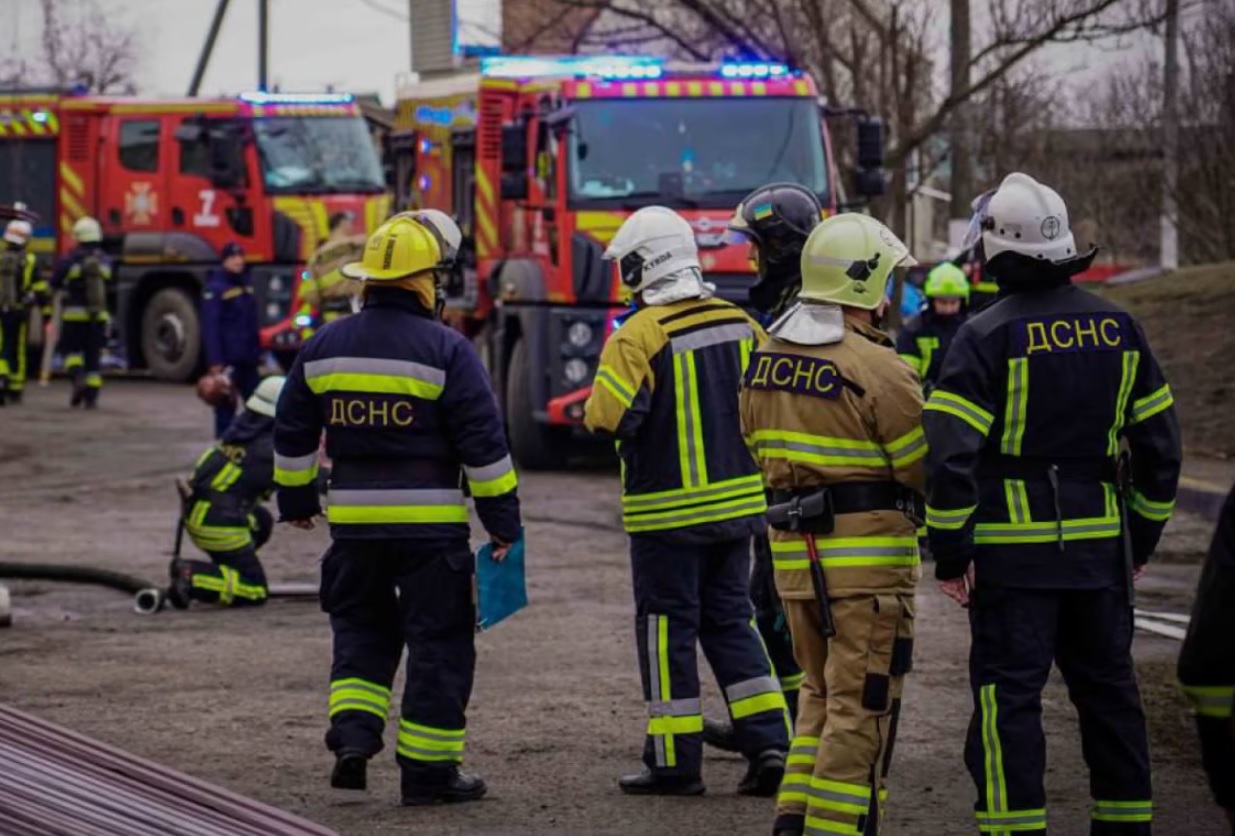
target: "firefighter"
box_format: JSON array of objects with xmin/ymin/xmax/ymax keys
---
[
  {"xmin": 50, "ymin": 217, "xmax": 111, "ymax": 409},
  {"xmin": 583, "ymin": 206, "xmax": 790, "ymax": 798},
  {"xmin": 296, "ymin": 210, "xmax": 367, "ymax": 339},
  {"xmin": 274, "ymin": 215, "xmax": 521, "ymax": 806},
  {"xmin": 0, "ymin": 219, "xmax": 50, "ymax": 405},
  {"xmin": 203, "ymin": 242, "xmax": 262, "ymax": 439},
  {"xmin": 1178, "ymin": 483, "xmax": 1235, "ymax": 832},
  {"xmin": 168, "ymin": 375, "xmax": 286, "ymax": 609},
  {"xmin": 925, "ymin": 172, "xmax": 1182, "ymax": 835},
  {"xmin": 739, "ymin": 213, "xmax": 925, "ymax": 836},
  {"xmin": 895, "ymin": 260, "xmax": 971, "ymax": 392},
  {"xmin": 695, "ymin": 183, "xmax": 822, "ymax": 753}
]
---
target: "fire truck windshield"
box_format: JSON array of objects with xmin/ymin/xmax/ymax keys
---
[
  {"xmin": 568, "ymin": 97, "xmax": 828, "ymax": 209},
  {"xmin": 253, "ymin": 116, "xmax": 384, "ymax": 194}
]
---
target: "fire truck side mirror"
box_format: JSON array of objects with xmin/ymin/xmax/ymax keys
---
[
  {"xmin": 857, "ymin": 118, "xmax": 884, "ymax": 170},
  {"xmin": 209, "ymin": 131, "xmax": 248, "ymax": 190},
  {"xmin": 500, "ymin": 123, "xmax": 529, "ymax": 201}
]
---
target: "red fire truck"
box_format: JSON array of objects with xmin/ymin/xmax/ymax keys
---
[
  {"xmin": 391, "ymin": 55, "xmax": 883, "ymax": 468},
  {"xmin": 0, "ymin": 88, "xmax": 390, "ymax": 380}
]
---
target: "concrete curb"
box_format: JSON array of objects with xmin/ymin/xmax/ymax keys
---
[{"xmin": 1177, "ymin": 476, "xmax": 1228, "ymax": 522}]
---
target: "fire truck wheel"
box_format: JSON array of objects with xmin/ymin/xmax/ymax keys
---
[
  {"xmin": 141, "ymin": 287, "xmax": 202, "ymax": 382},
  {"xmin": 506, "ymin": 337, "xmax": 565, "ymax": 471}
]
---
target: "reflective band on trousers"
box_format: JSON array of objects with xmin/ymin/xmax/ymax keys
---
[
  {"xmin": 1182, "ymin": 684, "xmax": 1235, "ymax": 718},
  {"xmin": 463, "ymin": 454, "xmax": 519, "ymax": 498},
  {"xmin": 979, "ymin": 684, "xmax": 1008, "ymax": 820},
  {"xmin": 1092, "ymin": 800, "xmax": 1152, "ymax": 823},
  {"xmin": 397, "ymin": 719, "xmax": 465, "ymax": 762},
  {"xmin": 329, "ymin": 678, "xmax": 392, "ymax": 720},
  {"xmin": 326, "ymin": 489, "xmax": 467, "ymax": 525},
  {"xmin": 724, "ymin": 675, "xmax": 786, "ymax": 720},
  {"xmin": 973, "ymin": 516, "xmax": 1121, "ymax": 545},
  {"xmin": 770, "ymin": 536, "xmax": 919, "ymax": 571},
  {"xmin": 304, "ymin": 356, "xmax": 446, "ymax": 400},
  {"xmin": 274, "ymin": 451, "xmax": 320, "ymax": 488},
  {"xmin": 975, "ymin": 808, "xmax": 1047, "ymax": 832}
]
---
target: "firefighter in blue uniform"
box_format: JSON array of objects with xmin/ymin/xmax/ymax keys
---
[
  {"xmin": 1178, "ymin": 483, "xmax": 1235, "ymax": 833},
  {"xmin": 896, "ymin": 261, "xmax": 970, "ymax": 393},
  {"xmin": 693, "ymin": 183, "xmax": 821, "ymax": 753},
  {"xmin": 203, "ymin": 242, "xmax": 262, "ymax": 438},
  {"xmin": 274, "ymin": 214, "xmax": 520, "ymax": 806},
  {"xmin": 924, "ymin": 172, "xmax": 1182, "ymax": 835},
  {"xmin": 0, "ymin": 219, "xmax": 50, "ymax": 405},
  {"xmin": 50, "ymin": 216, "xmax": 111, "ymax": 408},
  {"xmin": 584, "ymin": 206, "xmax": 790, "ymax": 798},
  {"xmin": 168, "ymin": 376, "xmax": 286, "ymax": 609}
]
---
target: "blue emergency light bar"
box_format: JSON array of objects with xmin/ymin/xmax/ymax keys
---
[
  {"xmin": 481, "ymin": 55, "xmax": 664, "ymax": 80},
  {"xmin": 238, "ymin": 92, "xmax": 355, "ymax": 105},
  {"xmin": 720, "ymin": 62, "xmax": 790, "ymax": 79}
]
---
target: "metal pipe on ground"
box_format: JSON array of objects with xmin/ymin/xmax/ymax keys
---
[
  {"xmin": 0, "ymin": 703, "xmax": 336, "ymax": 835},
  {"xmin": 0, "ymin": 563, "xmax": 163, "ymax": 614}
]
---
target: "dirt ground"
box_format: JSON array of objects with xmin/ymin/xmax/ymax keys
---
[{"xmin": 0, "ymin": 380, "xmax": 1228, "ymax": 835}]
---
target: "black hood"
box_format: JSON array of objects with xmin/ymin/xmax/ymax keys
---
[
  {"xmin": 221, "ymin": 410, "xmax": 273, "ymax": 444},
  {"xmin": 987, "ymin": 247, "xmax": 1099, "ymax": 295}
]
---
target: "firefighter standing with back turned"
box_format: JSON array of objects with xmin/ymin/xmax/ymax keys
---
[
  {"xmin": 0, "ymin": 219, "xmax": 50, "ymax": 405},
  {"xmin": 1178, "ymin": 482, "xmax": 1235, "ymax": 833},
  {"xmin": 924, "ymin": 172, "xmax": 1182, "ymax": 835},
  {"xmin": 700, "ymin": 183, "xmax": 823, "ymax": 753},
  {"xmin": 896, "ymin": 260, "xmax": 970, "ymax": 393},
  {"xmin": 740, "ymin": 213, "xmax": 926, "ymax": 836},
  {"xmin": 50, "ymin": 216, "xmax": 111, "ymax": 409},
  {"xmin": 583, "ymin": 206, "xmax": 790, "ymax": 798},
  {"xmin": 275, "ymin": 214, "xmax": 521, "ymax": 806}
]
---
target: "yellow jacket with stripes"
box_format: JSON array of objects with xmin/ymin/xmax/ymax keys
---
[
  {"xmin": 584, "ymin": 296, "xmax": 769, "ymax": 541},
  {"xmin": 739, "ymin": 315, "xmax": 926, "ymax": 600}
]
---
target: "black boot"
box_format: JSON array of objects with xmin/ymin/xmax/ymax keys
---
[
  {"xmin": 7, "ymin": 390, "xmax": 20, "ymax": 405},
  {"xmin": 165, "ymin": 559, "xmax": 192, "ymax": 610},
  {"xmin": 738, "ymin": 748, "xmax": 786, "ymax": 797},
  {"xmin": 702, "ymin": 717, "xmax": 739, "ymax": 753},
  {"xmin": 70, "ymin": 381, "xmax": 84, "ymax": 407},
  {"xmin": 618, "ymin": 768, "xmax": 705, "ymax": 797},
  {"xmin": 401, "ymin": 768, "xmax": 487, "ymax": 806},
  {"xmin": 330, "ymin": 751, "xmax": 368, "ymax": 791},
  {"xmin": 772, "ymin": 813, "xmax": 805, "ymax": 835}
]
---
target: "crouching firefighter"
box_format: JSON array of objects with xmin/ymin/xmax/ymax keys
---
[
  {"xmin": 275, "ymin": 214, "xmax": 521, "ymax": 806},
  {"xmin": 583, "ymin": 206, "xmax": 790, "ymax": 798},
  {"xmin": 0, "ymin": 219, "xmax": 50, "ymax": 405},
  {"xmin": 50, "ymin": 216, "xmax": 111, "ymax": 408},
  {"xmin": 925, "ymin": 172, "xmax": 1181, "ymax": 835},
  {"xmin": 740, "ymin": 212, "xmax": 925, "ymax": 836},
  {"xmin": 896, "ymin": 260, "xmax": 970, "ymax": 394},
  {"xmin": 698, "ymin": 183, "xmax": 822, "ymax": 753},
  {"xmin": 168, "ymin": 376, "xmax": 287, "ymax": 608}
]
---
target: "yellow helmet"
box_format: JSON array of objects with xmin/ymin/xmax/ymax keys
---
[
  {"xmin": 923, "ymin": 261, "xmax": 970, "ymax": 300},
  {"xmin": 799, "ymin": 213, "xmax": 917, "ymax": 310},
  {"xmin": 341, "ymin": 215, "xmax": 441, "ymax": 282},
  {"xmin": 72, "ymin": 216, "xmax": 103, "ymax": 244}
]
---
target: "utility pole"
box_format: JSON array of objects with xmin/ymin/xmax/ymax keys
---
[
  {"xmin": 1160, "ymin": 0, "xmax": 1180, "ymax": 269},
  {"xmin": 949, "ymin": 0, "xmax": 973, "ymax": 227},
  {"xmin": 188, "ymin": 0, "xmax": 232, "ymax": 97},
  {"xmin": 258, "ymin": 0, "xmax": 270, "ymax": 92}
]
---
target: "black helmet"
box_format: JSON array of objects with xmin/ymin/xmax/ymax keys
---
[{"xmin": 725, "ymin": 183, "xmax": 823, "ymax": 314}]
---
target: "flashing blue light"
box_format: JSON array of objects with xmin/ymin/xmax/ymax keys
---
[
  {"xmin": 30, "ymin": 110, "xmax": 49, "ymax": 124},
  {"xmin": 419, "ymin": 138, "xmax": 433, "ymax": 154},
  {"xmin": 720, "ymin": 62, "xmax": 790, "ymax": 79},
  {"xmin": 418, "ymin": 175, "xmax": 431, "ymax": 191},
  {"xmin": 294, "ymin": 314, "xmax": 313, "ymax": 327},
  {"xmin": 481, "ymin": 55, "xmax": 664, "ymax": 80},
  {"xmin": 239, "ymin": 92, "xmax": 355, "ymax": 105}
]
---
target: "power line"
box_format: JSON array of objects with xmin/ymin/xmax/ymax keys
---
[{"xmin": 355, "ymin": 0, "xmax": 408, "ymax": 21}]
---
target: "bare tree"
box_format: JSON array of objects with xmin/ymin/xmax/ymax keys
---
[{"xmin": 0, "ymin": 0, "xmax": 140, "ymax": 93}]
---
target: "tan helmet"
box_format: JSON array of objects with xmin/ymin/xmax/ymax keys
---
[{"xmin": 799, "ymin": 214, "xmax": 917, "ymax": 310}]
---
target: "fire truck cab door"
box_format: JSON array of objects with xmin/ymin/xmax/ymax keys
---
[
  {"xmin": 169, "ymin": 117, "xmax": 259, "ymax": 254},
  {"xmin": 98, "ymin": 115, "xmax": 170, "ymax": 237}
]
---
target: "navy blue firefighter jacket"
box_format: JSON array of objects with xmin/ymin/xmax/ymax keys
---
[
  {"xmin": 202, "ymin": 267, "xmax": 261, "ymax": 367},
  {"xmin": 273, "ymin": 286, "xmax": 521, "ymax": 543}
]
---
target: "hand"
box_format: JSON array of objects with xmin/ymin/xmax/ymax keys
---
[
  {"xmin": 1133, "ymin": 564, "xmax": 1146, "ymax": 583},
  {"xmin": 288, "ymin": 518, "xmax": 316, "ymax": 531},
  {"xmin": 939, "ymin": 564, "xmax": 976, "ymax": 608},
  {"xmin": 490, "ymin": 539, "xmax": 512, "ymax": 562},
  {"xmin": 209, "ymin": 365, "xmax": 223, "ymax": 375}
]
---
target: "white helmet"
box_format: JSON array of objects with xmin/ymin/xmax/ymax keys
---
[
  {"xmin": 245, "ymin": 375, "xmax": 286, "ymax": 418},
  {"xmin": 72, "ymin": 216, "xmax": 103, "ymax": 244},
  {"xmin": 603, "ymin": 206, "xmax": 700, "ymax": 294},
  {"xmin": 4, "ymin": 220, "xmax": 32, "ymax": 246},
  {"xmin": 980, "ymin": 172, "xmax": 1077, "ymax": 264}
]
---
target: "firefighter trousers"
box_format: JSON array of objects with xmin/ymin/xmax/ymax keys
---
[
  {"xmin": 321, "ymin": 538, "xmax": 476, "ymax": 787},
  {"xmin": 0, "ymin": 310, "xmax": 28, "ymax": 396},
  {"xmin": 182, "ymin": 505, "xmax": 272, "ymax": 606},
  {"xmin": 631, "ymin": 534, "xmax": 791, "ymax": 780},
  {"xmin": 752, "ymin": 533, "xmax": 805, "ymax": 718},
  {"xmin": 966, "ymin": 584, "xmax": 1152, "ymax": 835},
  {"xmin": 60, "ymin": 319, "xmax": 104, "ymax": 405},
  {"xmin": 776, "ymin": 593, "xmax": 914, "ymax": 836}
]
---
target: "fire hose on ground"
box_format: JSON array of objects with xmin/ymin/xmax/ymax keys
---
[{"xmin": 0, "ymin": 563, "xmax": 164, "ymax": 616}]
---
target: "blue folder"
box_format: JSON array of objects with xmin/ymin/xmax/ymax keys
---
[{"xmin": 476, "ymin": 530, "xmax": 527, "ymax": 632}]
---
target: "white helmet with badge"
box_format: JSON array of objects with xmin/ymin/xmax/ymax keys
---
[
  {"xmin": 603, "ymin": 206, "xmax": 701, "ymax": 294},
  {"xmin": 980, "ymin": 172, "xmax": 1078, "ymax": 263}
]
